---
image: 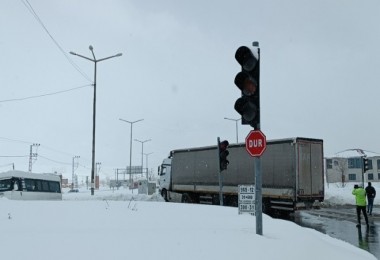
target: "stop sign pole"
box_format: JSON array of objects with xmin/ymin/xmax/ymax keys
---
[{"xmin": 245, "ymin": 130, "xmax": 267, "ymax": 236}]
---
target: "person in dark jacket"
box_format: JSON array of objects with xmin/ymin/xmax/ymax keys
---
[{"xmin": 365, "ymin": 182, "xmax": 376, "ymax": 215}]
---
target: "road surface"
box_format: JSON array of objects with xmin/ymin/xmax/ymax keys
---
[{"xmin": 292, "ymin": 206, "xmax": 379, "ymax": 259}]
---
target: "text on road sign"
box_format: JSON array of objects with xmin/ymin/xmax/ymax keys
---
[{"xmin": 249, "ymin": 139, "xmax": 263, "ymax": 148}]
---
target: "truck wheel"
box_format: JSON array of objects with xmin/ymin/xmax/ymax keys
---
[
  {"xmin": 226, "ymin": 196, "xmax": 238, "ymax": 207},
  {"xmin": 304, "ymin": 201, "xmax": 313, "ymax": 209},
  {"xmin": 161, "ymin": 189, "xmax": 168, "ymax": 202},
  {"xmin": 181, "ymin": 193, "xmax": 192, "ymax": 203},
  {"xmin": 262, "ymin": 200, "xmax": 273, "ymax": 215}
]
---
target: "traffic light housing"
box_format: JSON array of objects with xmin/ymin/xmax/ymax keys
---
[
  {"xmin": 234, "ymin": 44, "xmax": 260, "ymax": 129},
  {"xmin": 218, "ymin": 139, "xmax": 229, "ymax": 171},
  {"xmin": 363, "ymin": 157, "xmax": 369, "ymax": 172}
]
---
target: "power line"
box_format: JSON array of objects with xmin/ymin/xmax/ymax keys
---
[
  {"xmin": 0, "ymin": 137, "xmax": 31, "ymax": 144},
  {"xmin": 38, "ymin": 154, "xmax": 71, "ymax": 166},
  {"xmin": 0, "ymin": 137, "xmax": 94, "ymax": 171},
  {"xmin": 0, "ymin": 136, "xmax": 91, "ymax": 163},
  {"xmin": 335, "ymin": 148, "xmax": 380, "ymax": 156},
  {"xmin": 21, "ymin": 0, "xmax": 92, "ymax": 82},
  {"xmin": 38, "ymin": 155, "xmax": 92, "ymax": 171},
  {"xmin": 39, "ymin": 144, "xmax": 77, "ymax": 157},
  {"xmin": 0, "ymin": 155, "xmax": 29, "ymax": 158},
  {"xmin": 0, "ymin": 163, "xmax": 15, "ymax": 168},
  {"xmin": 78, "ymin": 163, "xmax": 91, "ymax": 170},
  {"xmin": 0, "ymin": 84, "xmax": 92, "ymax": 103}
]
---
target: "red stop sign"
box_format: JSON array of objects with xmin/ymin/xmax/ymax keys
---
[{"xmin": 245, "ymin": 130, "xmax": 267, "ymax": 157}]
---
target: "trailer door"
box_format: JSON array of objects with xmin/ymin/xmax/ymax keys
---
[
  {"xmin": 310, "ymin": 142, "xmax": 323, "ymax": 196},
  {"xmin": 297, "ymin": 142, "xmax": 312, "ymax": 196},
  {"xmin": 297, "ymin": 141, "xmax": 323, "ymax": 197}
]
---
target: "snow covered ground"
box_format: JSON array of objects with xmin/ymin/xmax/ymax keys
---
[
  {"xmin": 325, "ymin": 182, "xmax": 379, "ymax": 208},
  {"xmin": 0, "ymin": 183, "xmax": 378, "ymax": 260}
]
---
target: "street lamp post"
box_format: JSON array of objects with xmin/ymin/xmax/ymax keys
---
[
  {"xmin": 70, "ymin": 46, "xmax": 122, "ymax": 195},
  {"xmin": 143, "ymin": 152, "xmax": 153, "ymax": 180},
  {"xmin": 224, "ymin": 117, "xmax": 241, "ymax": 143},
  {"xmin": 119, "ymin": 118, "xmax": 144, "ymax": 188},
  {"xmin": 134, "ymin": 139, "xmax": 151, "ymax": 179}
]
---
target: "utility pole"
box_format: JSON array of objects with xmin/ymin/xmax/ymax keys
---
[
  {"xmin": 28, "ymin": 143, "xmax": 40, "ymax": 172},
  {"xmin": 72, "ymin": 155, "xmax": 80, "ymax": 190}
]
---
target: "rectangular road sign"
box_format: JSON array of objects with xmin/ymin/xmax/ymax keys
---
[
  {"xmin": 239, "ymin": 203, "xmax": 255, "ymax": 213},
  {"xmin": 238, "ymin": 185, "xmax": 255, "ymax": 215},
  {"xmin": 239, "ymin": 185, "xmax": 255, "ymax": 194},
  {"xmin": 239, "ymin": 193, "xmax": 255, "ymax": 202}
]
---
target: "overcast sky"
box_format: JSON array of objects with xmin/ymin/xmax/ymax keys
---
[{"xmin": 1, "ymin": 0, "xmax": 380, "ymax": 179}]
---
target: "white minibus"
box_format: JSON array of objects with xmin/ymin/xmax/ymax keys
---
[{"xmin": 0, "ymin": 170, "xmax": 62, "ymax": 200}]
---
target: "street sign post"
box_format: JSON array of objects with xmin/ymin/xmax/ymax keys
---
[
  {"xmin": 245, "ymin": 129, "xmax": 266, "ymax": 235},
  {"xmin": 245, "ymin": 130, "xmax": 267, "ymax": 157}
]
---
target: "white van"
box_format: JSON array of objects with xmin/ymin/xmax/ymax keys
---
[{"xmin": 0, "ymin": 170, "xmax": 62, "ymax": 200}]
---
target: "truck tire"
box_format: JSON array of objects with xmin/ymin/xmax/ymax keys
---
[
  {"xmin": 226, "ymin": 196, "xmax": 238, "ymax": 207},
  {"xmin": 262, "ymin": 200, "xmax": 273, "ymax": 215},
  {"xmin": 181, "ymin": 193, "xmax": 192, "ymax": 203},
  {"xmin": 161, "ymin": 189, "xmax": 169, "ymax": 202}
]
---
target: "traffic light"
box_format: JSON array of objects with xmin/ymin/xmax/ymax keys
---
[
  {"xmin": 363, "ymin": 157, "xmax": 369, "ymax": 172},
  {"xmin": 234, "ymin": 44, "xmax": 260, "ymax": 129},
  {"xmin": 218, "ymin": 139, "xmax": 230, "ymax": 171}
]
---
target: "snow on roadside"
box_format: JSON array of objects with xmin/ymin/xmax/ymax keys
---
[{"xmin": 324, "ymin": 182, "xmax": 380, "ymax": 207}]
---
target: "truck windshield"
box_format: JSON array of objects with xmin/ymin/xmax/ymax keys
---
[
  {"xmin": 0, "ymin": 179, "xmax": 13, "ymax": 192},
  {"xmin": 159, "ymin": 166, "xmax": 167, "ymax": 176}
]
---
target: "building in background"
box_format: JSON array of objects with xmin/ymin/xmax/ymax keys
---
[
  {"xmin": 61, "ymin": 178, "xmax": 69, "ymax": 188},
  {"xmin": 325, "ymin": 149, "xmax": 380, "ymax": 184}
]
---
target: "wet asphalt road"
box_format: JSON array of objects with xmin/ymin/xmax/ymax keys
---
[{"xmin": 292, "ymin": 206, "xmax": 379, "ymax": 259}]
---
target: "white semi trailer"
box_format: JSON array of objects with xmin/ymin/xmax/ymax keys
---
[{"xmin": 158, "ymin": 137, "xmax": 324, "ymax": 214}]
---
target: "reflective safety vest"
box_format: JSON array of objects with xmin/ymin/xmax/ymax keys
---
[{"xmin": 352, "ymin": 188, "xmax": 366, "ymax": 206}]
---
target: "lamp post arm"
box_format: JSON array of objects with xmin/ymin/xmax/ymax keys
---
[
  {"xmin": 224, "ymin": 117, "xmax": 240, "ymax": 143},
  {"xmin": 98, "ymin": 53, "xmax": 123, "ymax": 62},
  {"xmin": 69, "ymin": 52, "xmax": 95, "ymax": 62},
  {"xmin": 119, "ymin": 118, "xmax": 143, "ymax": 124}
]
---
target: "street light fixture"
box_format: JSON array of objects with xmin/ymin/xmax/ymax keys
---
[
  {"xmin": 70, "ymin": 46, "xmax": 122, "ymax": 195},
  {"xmin": 134, "ymin": 139, "xmax": 151, "ymax": 179},
  {"xmin": 224, "ymin": 117, "xmax": 241, "ymax": 143},
  {"xmin": 119, "ymin": 118, "xmax": 144, "ymax": 189}
]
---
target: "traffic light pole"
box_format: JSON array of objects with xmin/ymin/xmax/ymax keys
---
[
  {"xmin": 254, "ymin": 155, "xmax": 263, "ymax": 235},
  {"xmin": 219, "ymin": 170, "xmax": 224, "ymax": 206},
  {"xmin": 217, "ymin": 137, "xmax": 224, "ymax": 206},
  {"xmin": 254, "ymin": 45, "xmax": 263, "ymax": 236},
  {"xmin": 362, "ymin": 157, "xmax": 364, "ymax": 188},
  {"xmin": 233, "ymin": 41, "xmax": 262, "ymax": 235}
]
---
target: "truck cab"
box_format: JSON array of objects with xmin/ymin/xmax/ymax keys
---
[{"xmin": 158, "ymin": 158, "xmax": 171, "ymax": 201}]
